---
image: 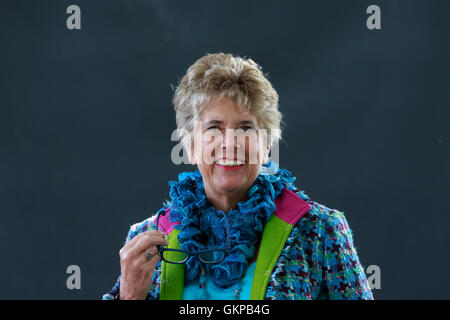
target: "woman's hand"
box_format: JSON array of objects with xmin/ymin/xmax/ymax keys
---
[{"xmin": 118, "ymin": 230, "xmax": 168, "ymax": 300}]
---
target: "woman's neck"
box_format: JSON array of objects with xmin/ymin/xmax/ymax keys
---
[{"xmin": 203, "ymin": 184, "xmax": 248, "ymax": 212}]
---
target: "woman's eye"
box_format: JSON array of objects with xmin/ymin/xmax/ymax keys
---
[
  {"xmin": 241, "ymin": 126, "xmax": 252, "ymax": 131},
  {"xmin": 207, "ymin": 126, "xmax": 220, "ymax": 131}
]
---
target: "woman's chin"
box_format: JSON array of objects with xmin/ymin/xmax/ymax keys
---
[{"xmin": 213, "ymin": 176, "xmax": 247, "ymax": 193}]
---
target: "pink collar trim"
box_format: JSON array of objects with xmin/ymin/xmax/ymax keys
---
[
  {"xmin": 273, "ymin": 188, "xmax": 311, "ymax": 225},
  {"xmin": 157, "ymin": 206, "xmax": 179, "ymax": 235}
]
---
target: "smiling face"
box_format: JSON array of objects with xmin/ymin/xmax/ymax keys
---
[{"xmin": 190, "ymin": 95, "xmax": 269, "ymax": 198}]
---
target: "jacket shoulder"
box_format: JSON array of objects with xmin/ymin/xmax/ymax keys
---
[
  {"xmin": 124, "ymin": 215, "xmax": 158, "ymax": 244},
  {"xmin": 293, "ymin": 190, "xmax": 345, "ymax": 229}
]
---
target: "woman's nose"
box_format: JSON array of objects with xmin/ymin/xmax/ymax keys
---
[
  {"xmin": 223, "ymin": 129, "xmax": 236, "ymax": 146},
  {"xmin": 221, "ymin": 129, "xmax": 238, "ymax": 156}
]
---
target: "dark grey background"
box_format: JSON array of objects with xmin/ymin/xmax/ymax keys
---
[{"xmin": 0, "ymin": 0, "xmax": 449, "ymax": 299}]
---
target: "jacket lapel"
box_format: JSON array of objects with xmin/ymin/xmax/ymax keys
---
[{"xmin": 250, "ymin": 188, "xmax": 311, "ymax": 299}]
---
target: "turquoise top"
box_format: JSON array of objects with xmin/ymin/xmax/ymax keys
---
[{"xmin": 183, "ymin": 262, "xmax": 257, "ymax": 300}]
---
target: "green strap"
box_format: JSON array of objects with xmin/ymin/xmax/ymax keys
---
[
  {"xmin": 159, "ymin": 229, "xmax": 185, "ymax": 300},
  {"xmin": 250, "ymin": 215, "xmax": 292, "ymax": 300}
]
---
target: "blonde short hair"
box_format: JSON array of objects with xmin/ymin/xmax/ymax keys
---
[{"xmin": 172, "ymin": 52, "xmax": 282, "ymax": 150}]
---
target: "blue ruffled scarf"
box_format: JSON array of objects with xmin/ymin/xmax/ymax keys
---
[{"xmin": 165, "ymin": 162, "xmax": 298, "ymax": 288}]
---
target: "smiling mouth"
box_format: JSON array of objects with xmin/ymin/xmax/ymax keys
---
[
  {"xmin": 215, "ymin": 163, "xmax": 244, "ymax": 170},
  {"xmin": 215, "ymin": 159, "xmax": 245, "ymax": 166},
  {"xmin": 215, "ymin": 159, "xmax": 245, "ymax": 170}
]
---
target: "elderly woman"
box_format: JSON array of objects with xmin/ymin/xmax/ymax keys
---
[{"xmin": 102, "ymin": 53, "xmax": 373, "ymax": 300}]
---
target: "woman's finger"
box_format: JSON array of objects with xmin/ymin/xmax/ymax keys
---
[
  {"xmin": 142, "ymin": 248, "xmax": 160, "ymax": 264},
  {"xmin": 130, "ymin": 231, "xmax": 169, "ymax": 255}
]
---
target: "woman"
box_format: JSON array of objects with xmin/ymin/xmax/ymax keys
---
[{"xmin": 102, "ymin": 53, "xmax": 373, "ymax": 300}]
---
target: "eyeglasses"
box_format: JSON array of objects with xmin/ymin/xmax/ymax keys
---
[{"xmin": 156, "ymin": 208, "xmax": 231, "ymax": 264}]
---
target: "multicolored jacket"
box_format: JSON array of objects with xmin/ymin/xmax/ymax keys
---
[{"xmin": 103, "ymin": 187, "xmax": 373, "ymax": 300}]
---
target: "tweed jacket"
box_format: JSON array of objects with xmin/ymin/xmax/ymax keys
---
[{"xmin": 103, "ymin": 188, "xmax": 373, "ymax": 300}]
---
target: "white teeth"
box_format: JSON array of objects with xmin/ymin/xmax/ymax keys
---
[{"xmin": 216, "ymin": 159, "xmax": 244, "ymax": 166}]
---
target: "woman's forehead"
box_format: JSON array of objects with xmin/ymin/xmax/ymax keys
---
[
  {"xmin": 201, "ymin": 103, "xmax": 256, "ymax": 122},
  {"xmin": 201, "ymin": 119, "xmax": 258, "ymax": 130}
]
